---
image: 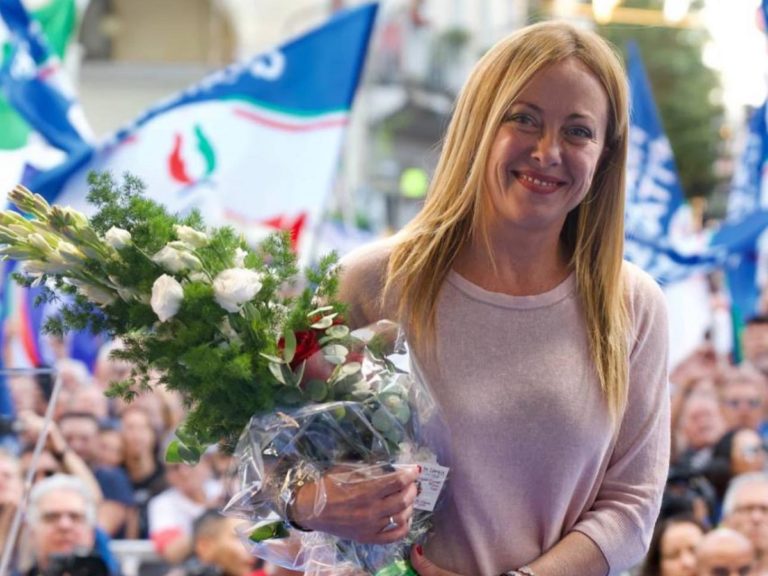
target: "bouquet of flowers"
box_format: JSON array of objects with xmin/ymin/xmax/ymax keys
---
[{"xmin": 0, "ymin": 173, "xmax": 446, "ymax": 576}]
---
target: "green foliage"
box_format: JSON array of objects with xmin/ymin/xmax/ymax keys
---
[{"xmin": 3, "ymin": 171, "xmax": 346, "ymax": 456}]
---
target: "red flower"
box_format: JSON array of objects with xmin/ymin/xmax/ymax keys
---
[{"xmin": 278, "ymin": 329, "xmax": 322, "ymax": 370}]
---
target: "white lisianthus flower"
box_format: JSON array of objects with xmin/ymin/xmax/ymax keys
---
[
  {"xmin": 173, "ymin": 225, "xmax": 208, "ymax": 248},
  {"xmin": 105, "ymin": 227, "xmax": 132, "ymax": 249},
  {"xmin": 151, "ymin": 274, "xmax": 184, "ymax": 322},
  {"xmin": 212, "ymin": 268, "xmax": 263, "ymax": 313},
  {"xmin": 152, "ymin": 245, "xmax": 202, "ymax": 273},
  {"xmin": 233, "ymin": 247, "xmax": 248, "ymax": 268}
]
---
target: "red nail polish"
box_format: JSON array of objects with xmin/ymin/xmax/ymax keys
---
[{"xmin": 416, "ymin": 544, "xmax": 423, "ymax": 556}]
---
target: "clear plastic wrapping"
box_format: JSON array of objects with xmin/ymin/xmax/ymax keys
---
[{"xmin": 223, "ymin": 321, "xmax": 446, "ymax": 575}]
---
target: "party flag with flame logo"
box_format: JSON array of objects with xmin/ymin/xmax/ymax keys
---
[{"xmin": 20, "ymin": 2, "xmax": 378, "ymax": 253}]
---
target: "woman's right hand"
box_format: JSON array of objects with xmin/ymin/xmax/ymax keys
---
[{"xmin": 291, "ymin": 464, "xmax": 420, "ymax": 544}]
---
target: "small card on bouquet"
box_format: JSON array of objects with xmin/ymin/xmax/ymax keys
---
[{"xmin": 413, "ymin": 462, "xmax": 449, "ymax": 512}]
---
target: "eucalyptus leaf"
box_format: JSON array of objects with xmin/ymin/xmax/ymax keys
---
[
  {"xmin": 260, "ymin": 352, "xmax": 284, "ymax": 364},
  {"xmin": 165, "ymin": 439, "xmax": 183, "ymax": 463},
  {"xmin": 268, "ymin": 362, "xmax": 286, "ymax": 384},
  {"xmin": 305, "ymin": 379, "xmax": 328, "ymax": 402},
  {"xmin": 323, "ymin": 345, "xmax": 348, "ymax": 365},
  {"xmin": 311, "ymin": 314, "xmax": 338, "ymax": 329},
  {"xmin": 394, "ymin": 403, "xmax": 411, "ymax": 424},
  {"xmin": 325, "ymin": 325, "xmax": 349, "ymax": 339},
  {"xmin": 282, "ymin": 329, "xmax": 297, "ymax": 364},
  {"xmin": 292, "ymin": 360, "xmax": 306, "ymax": 387},
  {"xmin": 371, "ymin": 408, "xmax": 393, "ymax": 433},
  {"xmin": 281, "ymin": 364, "xmax": 297, "ymax": 387},
  {"xmin": 249, "ymin": 521, "xmax": 290, "ymax": 542},
  {"xmin": 384, "ymin": 426, "xmax": 404, "ymax": 444},
  {"xmin": 338, "ymin": 362, "xmax": 361, "ymax": 377},
  {"xmin": 309, "ymin": 305, "xmax": 334, "ymax": 316}
]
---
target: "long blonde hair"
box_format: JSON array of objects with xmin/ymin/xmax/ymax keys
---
[{"xmin": 385, "ymin": 21, "xmax": 631, "ymax": 421}]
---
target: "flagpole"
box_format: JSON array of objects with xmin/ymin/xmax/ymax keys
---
[{"xmin": 0, "ymin": 367, "xmax": 61, "ymax": 576}]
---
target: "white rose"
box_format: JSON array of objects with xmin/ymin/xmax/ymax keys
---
[
  {"xmin": 151, "ymin": 274, "xmax": 184, "ymax": 322},
  {"xmin": 105, "ymin": 227, "xmax": 132, "ymax": 249},
  {"xmin": 152, "ymin": 245, "xmax": 202, "ymax": 273},
  {"xmin": 233, "ymin": 247, "xmax": 248, "ymax": 268},
  {"xmin": 212, "ymin": 268, "xmax": 263, "ymax": 313},
  {"xmin": 173, "ymin": 225, "xmax": 208, "ymax": 248}
]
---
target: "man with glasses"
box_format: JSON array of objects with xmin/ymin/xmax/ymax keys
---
[
  {"xmin": 719, "ymin": 365, "xmax": 768, "ymax": 436},
  {"xmin": 722, "ymin": 472, "xmax": 768, "ymax": 574},
  {"xmin": 696, "ymin": 527, "xmax": 757, "ymax": 576},
  {"xmin": 23, "ymin": 473, "xmax": 114, "ymax": 576}
]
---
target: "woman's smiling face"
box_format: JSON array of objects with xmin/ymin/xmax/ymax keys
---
[{"xmin": 483, "ymin": 57, "xmax": 609, "ymax": 239}]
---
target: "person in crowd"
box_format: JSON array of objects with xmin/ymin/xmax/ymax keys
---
[
  {"xmin": 695, "ymin": 527, "xmax": 757, "ymax": 576},
  {"xmin": 673, "ymin": 392, "xmax": 726, "ymax": 475},
  {"xmin": 162, "ymin": 509, "xmax": 263, "ymax": 576},
  {"xmin": 718, "ymin": 364, "xmax": 768, "ymax": 435},
  {"xmin": 638, "ymin": 513, "xmax": 707, "ymax": 576},
  {"xmin": 96, "ymin": 423, "xmax": 125, "ymax": 469},
  {"xmin": 59, "ymin": 385, "xmax": 112, "ymax": 424},
  {"xmin": 705, "ymin": 428, "xmax": 768, "ymax": 511},
  {"xmin": 58, "ymin": 411, "xmax": 135, "ymax": 538},
  {"xmin": 0, "ymin": 449, "xmax": 23, "ymax": 567},
  {"xmin": 21, "ymin": 473, "xmax": 120, "ymax": 576},
  {"xmin": 120, "ymin": 404, "xmax": 167, "ymax": 539},
  {"xmin": 16, "ymin": 410, "xmax": 103, "ymax": 503},
  {"xmin": 148, "ymin": 459, "xmax": 222, "ymax": 565},
  {"xmin": 55, "ymin": 357, "xmax": 93, "ymax": 394},
  {"xmin": 743, "ymin": 316, "xmax": 768, "ymax": 378},
  {"xmin": 288, "ymin": 20, "xmax": 670, "ymax": 576},
  {"xmin": 93, "ymin": 339, "xmax": 133, "ymax": 393},
  {"xmin": 721, "ymin": 472, "xmax": 768, "ymax": 574},
  {"xmin": 6, "ymin": 373, "xmax": 46, "ymax": 417}
]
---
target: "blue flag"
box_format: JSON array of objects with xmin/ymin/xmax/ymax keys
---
[
  {"xmin": 723, "ymin": 103, "xmax": 768, "ymax": 327},
  {"xmin": 23, "ymin": 1, "xmax": 378, "ymax": 263},
  {"xmin": 623, "ymin": 41, "xmax": 712, "ymax": 283},
  {"xmin": 623, "ymin": 42, "xmax": 768, "ymax": 288},
  {"xmin": 0, "ymin": 0, "xmax": 91, "ymax": 156}
]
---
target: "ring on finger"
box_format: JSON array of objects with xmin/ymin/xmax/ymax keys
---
[{"xmin": 381, "ymin": 515, "xmax": 398, "ymax": 532}]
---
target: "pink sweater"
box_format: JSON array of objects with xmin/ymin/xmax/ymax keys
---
[{"xmin": 413, "ymin": 262, "xmax": 670, "ymax": 575}]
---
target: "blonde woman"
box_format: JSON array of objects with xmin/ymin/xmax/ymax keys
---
[{"xmin": 290, "ymin": 21, "xmax": 670, "ymax": 576}]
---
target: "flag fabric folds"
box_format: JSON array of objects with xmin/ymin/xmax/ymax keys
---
[
  {"xmin": 623, "ymin": 41, "xmax": 768, "ymax": 290},
  {"xmin": 22, "ymin": 2, "xmax": 379, "ymax": 255},
  {"xmin": 0, "ymin": 0, "xmax": 90, "ymax": 156}
]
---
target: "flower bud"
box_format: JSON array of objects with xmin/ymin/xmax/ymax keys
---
[
  {"xmin": 105, "ymin": 227, "xmax": 132, "ymax": 249},
  {"xmin": 28, "ymin": 233, "xmax": 54, "ymax": 253},
  {"xmin": 233, "ymin": 247, "xmax": 248, "ymax": 268},
  {"xmin": 173, "ymin": 225, "xmax": 208, "ymax": 248},
  {"xmin": 152, "ymin": 245, "xmax": 201, "ymax": 273}
]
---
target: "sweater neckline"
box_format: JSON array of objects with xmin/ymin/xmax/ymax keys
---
[{"xmin": 446, "ymin": 269, "xmax": 577, "ymax": 309}]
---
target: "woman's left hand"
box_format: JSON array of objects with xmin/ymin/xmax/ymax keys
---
[{"xmin": 409, "ymin": 545, "xmax": 465, "ymax": 576}]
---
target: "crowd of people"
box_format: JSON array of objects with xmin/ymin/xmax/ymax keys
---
[
  {"xmin": 634, "ymin": 314, "xmax": 768, "ymax": 576},
  {"xmin": 0, "ymin": 336, "xmax": 303, "ymax": 576},
  {"xmin": 6, "ymin": 315, "xmax": 768, "ymax": 575}
]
